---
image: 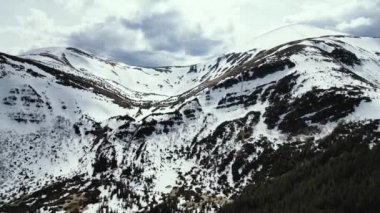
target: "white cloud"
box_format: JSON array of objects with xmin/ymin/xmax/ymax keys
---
[
  {"xmin": 0, "ymin": 8, "xmax": 73, "ymax": 54},
  {"xmin": 53, "ymin": 0, "xmax": 95, "ymax": 11},
  {"xmin": 17, "ymin": 8, "xmax": 55, "ymax": 32},
  {"xmin": 336, "ymin": 17, "xmax": 372, "ymax": 31}
]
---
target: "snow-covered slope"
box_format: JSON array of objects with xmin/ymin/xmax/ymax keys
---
[
  {"xmin": 248, "ymin": 24, "xmax": 347, "ymax": 49},
  {"xmin": 1, "ymin": 25, "xmax": 380, "ymax": 212},
  {"xmin": 21, "ymin": 47, "xmax": 256, "ymax": 103}
]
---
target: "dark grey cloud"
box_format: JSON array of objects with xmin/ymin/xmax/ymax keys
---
[
  {"xmin": 312, "ymin": 18, "xmax": 380, "ymax": 38},
  {"xmin": 345, "ymin": 23, "xmax": 380, "ymax": 37},
  {"xmin": 109, "ymin": 50, "xmax": 180, "ymax": 67},
  {"xmin": 69, "ymin": 21, "xmax": 126, "ymax": 51},
  {"xmin": 339, "ymin": 7, "xmax": 380, "ymax": 37},
  {"xmin": 293, "ymin": 1, "xmax": 380, "ymax": 37},
  {"xmin": 122, "ymin": 12, "xmax": 220, "ymax": 55},
  {"xmin": 68, "ymin": 12, "xmax": 221, "ymax": 67}
]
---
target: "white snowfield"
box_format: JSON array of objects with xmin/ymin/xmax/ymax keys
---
[
  {"xmin": 22, "ymin": 46, "xmax": 256, "ymax": 102},
  {"xmin": 1, "ymin": 24, "xmax": 380, "ymax": 212},
  {"xmin": 244, "ymin": 24, "xmax": 348, "ymax": 50}
]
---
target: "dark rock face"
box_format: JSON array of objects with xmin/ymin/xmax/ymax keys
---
[
  {"xmin": 245, "ymin": 59, "xmax": 296, "ymax": 80},
  {"xmin": 93, "ymin": 141, "xmax": 117, "ymax": 174},
  {"xmin": 330, "ymin": 48, "xmax": 361, "ymax": 66},
  {"xmin": 8, "ymin": 112, "xmax": 46, "ymax": 124},
  {"xmin": 26, "ymin": 68, "xmax": 46, "ymax": 78},
  {"xmin": 262, "ymin": 73, "xmax": 300, "ymax": 129},
  {"xmin": 264, "ymin": 86, "xmax": 370, "ymax": 135},
  {"xmin": 213, "ymin": 58, "xmax": 296, "ymax": 90},
  {"xmin": 135, "ymin": 119, "xmax": 158, "ymax": 138},
  {"xmin": 213, "ymin": 78, "xmax": 241, "ymax": 90},
  {"xmin": 190, "ymin": 111, "xmax": 261, "ymax": 170},
  {"xmin": 217, "ymin": 87, "xmax": 263, "ymax": 109},
  {"xmin": 2, "ymin": 85, "xmax": 51, "ymax": 124},
  {"xmin": 259, "ymin": 68, "xmax": 371, "ymax": 135}
]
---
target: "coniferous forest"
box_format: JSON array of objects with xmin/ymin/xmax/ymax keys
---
[{"xmin": 220, "ymin": 120, "xmax": 380, "ymax": 213}]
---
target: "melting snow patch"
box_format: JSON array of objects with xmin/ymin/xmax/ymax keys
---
[
  {"xmin": 155, "ymin": 167, "xmax": 178, "ymax": 193},
  {"xmin": 348, "ymin": 99, "xmax": 380, "ymax": 120},
  {"xmin": 369, "ymin": 142, "xmax": 375, "ymax": 150}
]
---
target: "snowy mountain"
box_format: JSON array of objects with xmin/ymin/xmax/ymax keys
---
[
  {"xmin": 1, "ymin": 25, "xmax": 380, "ymax": 212},
  {"xmin": 246, "ymin": 24, "xmax": 347, "ymax": 49}
]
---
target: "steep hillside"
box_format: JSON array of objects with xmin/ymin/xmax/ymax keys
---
[
  {"xmin": 1, "ymin": 25, "xmax": 380, "ymax": 212},
  {"xmin": 219, "ymin": 120, "xmax": 380, "ymax": 213}
]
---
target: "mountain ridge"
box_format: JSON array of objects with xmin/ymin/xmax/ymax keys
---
[{"xmin": 1, "ymin": 26, "xmax": 380, "ymax": 212}]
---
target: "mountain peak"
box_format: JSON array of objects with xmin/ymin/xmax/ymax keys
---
[{"xmin": 244, "ymin": 24, "xmax": 348, "ymax": 50}]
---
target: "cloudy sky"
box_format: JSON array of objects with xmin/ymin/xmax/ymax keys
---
[{"xmin": 0, "ymin": 0, "xmax": 379, "ymax": 66}]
